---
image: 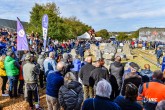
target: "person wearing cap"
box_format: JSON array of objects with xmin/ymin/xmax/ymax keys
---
[
  {"xmin": 4, "ymin": 51, "xmax": 20, "ymax": 98},
  {"xmin": 123, "ymin": 62, "xmax": 140, "ymax": 80},
  {"xmin": 121, "ymin": 62, "xmax": 142, "ymax": 96},
  {"xmin": 137, "ymin": 70, "xmax": 165, "ymax": 110},
  {"xmin": 23, "ymin": 53, "xmax": 41, "ymax": 110}
]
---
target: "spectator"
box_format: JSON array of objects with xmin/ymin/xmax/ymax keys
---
[
  {"xmin": 37, "ymin": 52, "xmax": 45, "ymax": 88},
  {"xmin": 58, "ymin": 72, "xmax": 83, "ymax": 110},
  {"xmin": 18, "ymin": 64, "xmax": 24, "ymax": 94},
  {"xmin": 156, "ymin": 47, "xmax": 163, "ymax": 67},
  {"xmin": 82, "ymin": 79, "xmax": 121, "ymax": 110},
  {"xmin": 123, "ymin": 62, "xmax": 140, "ymax": 80},
  {"xmin": 109, "ymin": 56, "xmax": 124, "ymax": 99},
  {"xmin": 121, "ymin": 62, "xmax": 142, "ymax": 96},
  {"xmin": 140, "ymin": 64, "xmax": 153, "ymax": 83},
  {"xmin": 156, "ymin": 100, "xmax": 165, "ymax": 110},
  {"xmin": 44, "ymin": 52, "xmax": 56, "ymax": 77},
  {"xmin": 0, "ymin": 55, "xmax": 9, "ymax": 96},
  {"xmin": 79, "ymin": 56, "xmax": 95, "ymax": 100},
  {"xmin": 89, "ymin": 59, "xmax": 109, "ymax": 92},
  {"xmin": 70, "ymin": 55, "xmax": 81, "ymax": 81},
  {"xmin": 114, "ymin": 83, "xmax": 142, "ymax": 110},
  {"xmin": 4, "ymin": 51, "xmax": 20, "ymax": 98},
  {"xmin": 46, "ymin": 61, "xmax": 64, "ymax": 110},
  {"xmin": 78, "ymin": 44, "xmax": 85, "ymax": 61},
  {"xmin": 61, "ymin": 53, "xmax": 74, "ymax": 76},
  {"xmin": 137, "ymin": 70, "xmax": 165, "ymax": 110},
  {"xmin": 23, "ymin": 54, "xmax": 41, "ymax": 110},
  {"xmin": 161, "ymin": 56, "xmax": 165, "ymax": 72},
  {"xmin": 100, "ymin": 58, "xmax": 109, "ymax": 73}
]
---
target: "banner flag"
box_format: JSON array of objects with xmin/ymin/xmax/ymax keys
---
[
  {"xmin": 17, "ymin": 17, "xmax": 29, "ymax": 51},
  {"xmin": 42, "ymin": 14, "xmax": 48, "ymax": 51}
]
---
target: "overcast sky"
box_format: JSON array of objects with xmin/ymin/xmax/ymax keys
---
[{"xmin": 1, "ymin": 0, "xmax": 165, "ymax": 31}]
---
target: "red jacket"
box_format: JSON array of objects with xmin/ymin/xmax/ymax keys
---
[{"xmin": 19, "ymin": 66, "xmax": 24, "ymax": 80}]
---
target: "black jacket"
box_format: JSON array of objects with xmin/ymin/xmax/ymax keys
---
[
  {"xmin": 109, "ymin": 61, "xmax": 124, "ymax": 88},
  {"xmin": 58, "ymin": 81, "xmax": 83, "ymax": 110},
  {"xmin": 79, "ymin": 63, "xmax": 95, "ymax": 86},
  {"xmin": 61, "ymin": 59, "xmax": 74, "ymax": 76},
  {"xmin": 121, "ymin": 73, "xmax": 142, "ymax": 96},
  {"xmin": 89, "ymin": 67, "xmax": 110, "ymax": 86}
]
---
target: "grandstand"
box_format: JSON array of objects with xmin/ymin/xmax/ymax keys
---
[{"xmin": 0, "ymin": 18, "xmax": 27, "ymax": 32}]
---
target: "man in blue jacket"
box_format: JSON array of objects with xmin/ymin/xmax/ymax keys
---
[
  {"xmin": 71, "ymin": 55, "xmax": 81, "ymax": 81},
  {"xmin": 156, "ymin": 47, "xmax": 163, "ymax": 67},
  {"xmin": 46, "ymin": 61, "xmax": 65, "ymax": 110}
]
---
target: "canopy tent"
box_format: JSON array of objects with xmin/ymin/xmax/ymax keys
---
[
  {"xmin": 95, "ymin": 37, "xmax": 102, "ymax": 41},
  {"xmin": 77, "ymin": 32, "xmax": 91, "ymax": 40}
]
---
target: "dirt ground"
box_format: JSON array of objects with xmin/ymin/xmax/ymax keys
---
[{"xmin": 0, "ymin": 79, "xmax": 47, "ymax": 110}]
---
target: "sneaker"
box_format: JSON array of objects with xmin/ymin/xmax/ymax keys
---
[{"xmin": 2, "ymin": 94, "xmax": 9, "ymax": 97}]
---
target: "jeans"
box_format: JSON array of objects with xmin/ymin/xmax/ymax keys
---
[
  {"xmin": 8, "ymin": 75, "xmax": 18, "ymax": 97},
  {"xmin": 46, "ymin": 95, "xmax": 60, "ymax": 110},
  {"xmin": 83, "ymin": 85, "xmax": 93, "ymax": 100},
  {"xmin": 1, "ymin": 76, "xmax": 8, "ymax": 94}
]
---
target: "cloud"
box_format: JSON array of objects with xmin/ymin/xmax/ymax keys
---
[
  {"xmin": 0, "ymin": 0, "xmax": 165, "ymax": 31},
  {"xmin": 119, "ymin": 8, "xmax": 165, "ymax": 19}
]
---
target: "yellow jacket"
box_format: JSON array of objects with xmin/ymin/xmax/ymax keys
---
[{"xmin": 0, "ymin": 61, "xmax": 6, "ymax": 76}]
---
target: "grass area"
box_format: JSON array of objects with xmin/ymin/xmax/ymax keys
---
[{"xmin": 121, "ymin": 49, "xmax": 159, "ymax": 71}]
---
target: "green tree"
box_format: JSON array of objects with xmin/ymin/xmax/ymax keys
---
[
  {"xmin": 27, "ymin": 2, "xmax": 91, "ymax": 40},
  {"xmin": 116, "ymin": 32, "xmax": 129, "ymax": 41},
  {"xmin": 95, "ymin": 29, "xmax": 109, "ymax": 39},
  {"xmin": 131, "ymin": 30, "xmax": 139, "ymax": 38}
]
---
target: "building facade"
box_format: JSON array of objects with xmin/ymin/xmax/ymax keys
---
[{"xmin": 139, "ymin": 27, "xmax": 165, "ymax": 42}]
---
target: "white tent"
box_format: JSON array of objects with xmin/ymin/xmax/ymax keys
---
[
  {"xmin": 77, "ymin": 32, "xmax": 91, "ymax": 40},
  {"xmin": 95, "ymin": 37, "xmax": 102, "ymax": 41}
]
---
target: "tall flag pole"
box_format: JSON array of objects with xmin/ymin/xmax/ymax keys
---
[
  {"xmin": 42, "ymin": 14, "xmax": 48, "ymax": 51},
  {"xmin": 17, "ymin": 17, "xmax": 29, "ymax": 51}
]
